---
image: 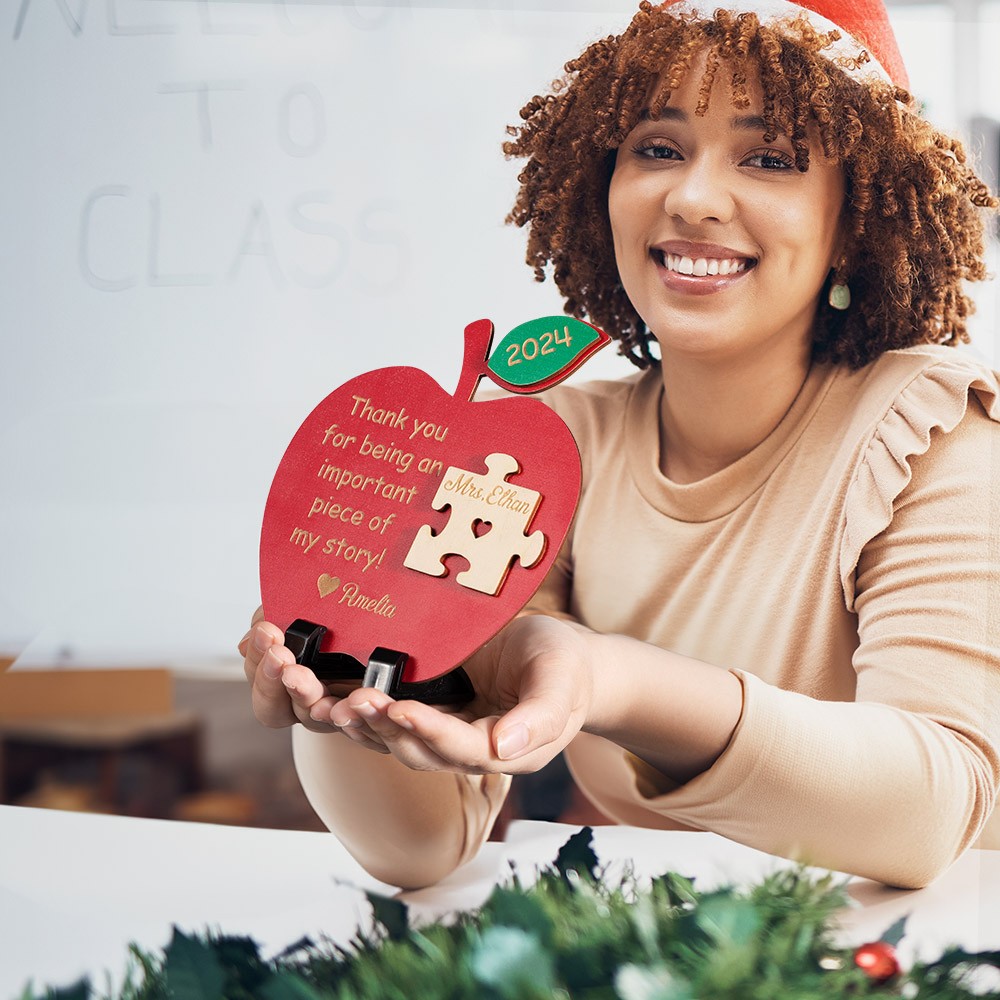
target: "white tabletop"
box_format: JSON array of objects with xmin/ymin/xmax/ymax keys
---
[
  {"xmin": 0, "ymin": 805, "xmax": 471, "ymax": 998},
  {"xmin": 2, "ymin": 805, "xmax": 998, "ymax": 998}
]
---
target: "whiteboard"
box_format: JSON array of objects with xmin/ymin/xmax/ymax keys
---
[{"xmin": 0, "ymin": 0, "xmax": 994, "ymax": 667}]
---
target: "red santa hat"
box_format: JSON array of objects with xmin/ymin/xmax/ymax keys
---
[{"xmin": 659, "ymin": 0, "xmax": 909, "ymax": 91}]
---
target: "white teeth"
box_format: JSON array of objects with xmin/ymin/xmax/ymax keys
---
[{"xmin": 661, "ymin": 252, "xmax": 748, "ymax": 276}]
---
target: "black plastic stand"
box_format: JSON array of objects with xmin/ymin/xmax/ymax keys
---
[{"xmin": 284, "ymin": 619, "xmax": 474, "ymax": 705}]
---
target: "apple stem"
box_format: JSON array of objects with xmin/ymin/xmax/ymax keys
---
[{"xmin": 455, "ymin": 319, "xmax": 495, "ymax": 401}]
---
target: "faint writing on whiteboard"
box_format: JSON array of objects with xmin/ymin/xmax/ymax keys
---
[
  {"xmin": 11, "ymin": 0, "xmax": 417, "ymax": 294},
  {"xmin": 155, "ymin": 81, "xmax": 328, "ymax": 155},
  {"xmin": 12, "ymin": 0, "xmax": 408, "ymax": 40},
  {"xmin": 79, "ymin": 190, "xmax": 409, "ymax": 291}
]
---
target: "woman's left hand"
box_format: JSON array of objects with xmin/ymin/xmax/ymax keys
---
[{"xmin": 325, "ymin": 614, "xmax": 595, "ymax": 774}]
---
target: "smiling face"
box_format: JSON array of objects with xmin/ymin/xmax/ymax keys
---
[{"xmin": 608, "ymin": 53, "xmax": 846, "ymax": 368}]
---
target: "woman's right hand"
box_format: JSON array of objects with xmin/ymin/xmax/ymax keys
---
[{"xmin": 238, "ymin": 608, "xmax": 387, "ymax": 751}]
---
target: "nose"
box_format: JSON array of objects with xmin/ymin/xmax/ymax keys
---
[{"xmin": 661, "ymin": 154, "xmax": 735, "ymax": 226}]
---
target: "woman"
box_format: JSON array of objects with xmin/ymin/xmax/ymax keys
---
[{"xmin": 242, "ymin": 0, "xmax": 1000, "ymax": 890}]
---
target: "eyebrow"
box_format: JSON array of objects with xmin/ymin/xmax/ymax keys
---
[{"xmin": 641, "ymin": 107, "xmax": 771, "ymax": 132}]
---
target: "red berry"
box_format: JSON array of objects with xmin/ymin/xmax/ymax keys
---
[{"xmin": 854, "ymin": 941, "xmax": 901, "ymax": 982}]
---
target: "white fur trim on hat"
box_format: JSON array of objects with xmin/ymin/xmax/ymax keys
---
[{"xmin": 658, "ymin": 0, "xmax": 908, "ymax": 90}]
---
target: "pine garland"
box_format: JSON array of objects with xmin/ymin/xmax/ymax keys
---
[{"xmin": 20, "ymin": 829, "xmax": 1000, "ymax": 1000}]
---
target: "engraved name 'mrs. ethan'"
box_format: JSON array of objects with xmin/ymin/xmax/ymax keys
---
[{"xmin": 441, "ymin": 472, "xmax": 533, "ymax": 515}]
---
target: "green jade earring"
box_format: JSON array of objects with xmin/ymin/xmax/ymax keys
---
[
  {"xmin": 829, "ymin": 282, "xmax": 851, "ymax": 310},
  {"xmin": 828, "ymin": 261, "xmax": 851, "ymax": 310}
]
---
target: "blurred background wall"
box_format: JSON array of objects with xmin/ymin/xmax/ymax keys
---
[{"xmin": 1, "ymin": 0, "xmax": 998, "ymax": 671}]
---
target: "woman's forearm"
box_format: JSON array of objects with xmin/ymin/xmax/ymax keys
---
[
  {"xmin": 292, "ymin": 727, "xmax": 510, "ymax": 889},
  {"xmin": 574, "ymin": 630, "xmax": 993, "ymax": 887},
  {"xmin": 582, "ymin": 631, "xmax": 744, "ymax": 784}
]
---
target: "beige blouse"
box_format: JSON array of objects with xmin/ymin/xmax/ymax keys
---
[{"xmin": 529, "ymin": 345, "xmax": 1000, "ymax": 888}]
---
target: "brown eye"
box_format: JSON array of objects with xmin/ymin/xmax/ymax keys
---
[
  {"xmin": 743, "ymin": 148, "xmax": 794, "ymax": 170},
  {"xmin": 634, "ymin": 139, "xmax": 682, "ymax": 161}
]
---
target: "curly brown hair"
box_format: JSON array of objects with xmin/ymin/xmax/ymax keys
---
[{"xmin": 503, "ymin": 2, "xmax": 998, "ymax": 370}]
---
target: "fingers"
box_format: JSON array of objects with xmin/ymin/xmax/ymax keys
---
[
  {"xmin": 397, "ymin": 697, "xmax": 568, "ymax": 774},
  {"xmin": 279, "ymin": 661, "xmax": 360, "ymax": 735},
  {"xmin": 248, "ymin": 627, "xmax": 297, "ymax": 728},
  {"xmin": 328, "ymin": 689, "xmax": 563, "ymax": 775},
  {"xmin": 239, "ymin": 615, "xmax": 393, "ymax": 751},
  {"xmin": 318, "ymin": 617, "xmax": 590, "ymax": 774},
  {"xmin": 243, "ymin": 619, "xmax": 282, "ymax": 683},
  {"xmin": 330, "ymin": 690, "xmax": 480, "ymax": 772},
  {"xmin": 481, "ymin": 616, "xmax": 592, "ymax": 764},
  {"xmin": 388, "ymin": 699, "xmax": 500, "ymax": 771},
  {"xmin": 238, "ymin": 607, "xmax": 587, "ymax": 771},
  {"xmin": 243, "ymin": 621, "xmax": 341, "ymax": 734},
  {"xmin": 491, "ymin": 646, "xmax": 584, "ymax": 762}
]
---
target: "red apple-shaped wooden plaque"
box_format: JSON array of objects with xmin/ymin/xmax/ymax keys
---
[{"xmin": 260, "ymin": 317, "xmax": 609, "ymax": 688}]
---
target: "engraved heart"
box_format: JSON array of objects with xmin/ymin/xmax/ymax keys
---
[{"xmin": 317, "ymin": 574, "xmax": 340, "ymax": 598}]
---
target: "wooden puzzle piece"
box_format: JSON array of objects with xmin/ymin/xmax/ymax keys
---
[{"xmin": 403, "ymin": 452, "xmax": 546, "ymax": 595}]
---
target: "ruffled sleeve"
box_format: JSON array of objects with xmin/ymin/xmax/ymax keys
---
[
  {"xmin": 839, "ymin": 352, "xmax": 1000, "ymax": 611},
  {"xmin": 597, "ymin": 348, "xmax": 1000, "ymax": 887}
]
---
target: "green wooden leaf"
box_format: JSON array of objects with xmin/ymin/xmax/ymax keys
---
[
  {"xmin": 487, "ymin": 316, "xmax": 608, "ymax": 392},
  {"xmin": 163, "ymin": 928, "xmax": 226, "ymax": 1000}
]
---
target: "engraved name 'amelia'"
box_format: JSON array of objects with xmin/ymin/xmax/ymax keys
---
[
  {"xmin": 338, "ymin": 582, "xmax": 396, "ymax": 618},
  {"xmin": 442, "ymin": 473, "xmax": 532, "ymax": 515}
]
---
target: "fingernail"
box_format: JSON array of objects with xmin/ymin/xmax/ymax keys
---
[
  {"xmin": 393, "ymin": 714, "xmax": 414, "ymax": 731},
  {"xmin": 252, "ymin": 628, "xmax": 271, "ymax": 654},
  {"xmin": 496, "ymin": 723, "xmax": 530, "ymax": 760},
  {"xmin": 336, "ymin": 717, "xmax": 362, "ymax": 729},
  {"xmin": 262, "ymin": 656, "xmax": 282, "ymax": 681},
  {"xmin": 356, "ymin": 701, "xmax": 378, "ymax": 720}
]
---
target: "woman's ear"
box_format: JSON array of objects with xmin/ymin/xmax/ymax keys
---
[{"xmin": 829, "ymin": 221, "xmax": 848, "ymax": 272}]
